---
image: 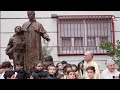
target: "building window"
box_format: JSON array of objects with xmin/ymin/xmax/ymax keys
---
[{"xmin": 57, "ymin": 15, "xmax": 115, "ymax": 55}]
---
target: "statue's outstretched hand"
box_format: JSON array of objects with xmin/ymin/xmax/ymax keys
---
[{"xmin": 46, "ymin": 38, "xmax": 50, "ymax": 42}]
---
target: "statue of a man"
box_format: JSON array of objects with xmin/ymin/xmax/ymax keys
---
[
  {"xmin": 5, "ymin": 26, "xmax": 25, "ymax": 70},
  {"xmin": 22, "ymin": 11, "xmax": 50, "ymax": 73}
]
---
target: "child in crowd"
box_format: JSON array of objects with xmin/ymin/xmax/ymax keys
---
[
  {"xmin": 56, "ymin": 62, "xmax": 64, "ymax": 75},
  {"xmin": 4, "ymin": 70, "xmax": 16, "ymax": 79},
  {"xmin": 71, "ymin": 64, "xmax": 82, "ymax": 79},
  {"xmin": 0, "ymin": 61, "xmax": 17, "ymax": 79},
  {"xmin": 15, "ymin": 61, "xmax": 30, "ymax": 79},
  {"xmin": 66, "ymin": 69, "xmax": 76, "ymax": 79},
  {"xmin": 32, "ymin": 61, "xmax": 48, "ymax": 79},
  {"xmin": 86, "ymin": 66, "xmax": 96, "ymax": 79},
  {"xmin": 47, "ymin": 65, "xmax": 57, "ymax": 79}
]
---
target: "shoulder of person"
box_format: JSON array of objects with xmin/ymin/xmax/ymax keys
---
[
  {"xmin": 93, "ymin": 60, "xmax": 99, "ymax": 65},
  {"xmin": 36, "ymin": 21, "xmax": 41, "ymax": 24},
  {"xmin": 9, "ymin": 36, "xmax": 15, "ymax": 40},
  {"xmin": 22, "ymin": 21, "xmax": 30, "ymax": 27},
  {"xmin": 116, "ymin": 69, "xmax": 120, "ymax": 73},
  {"xmin": 101, "ymin": 69, "xmax": 108, "ymax": 74},
  {"xmin": 23, "ymin": 21, "xmax": 30, "ymax": 24}
]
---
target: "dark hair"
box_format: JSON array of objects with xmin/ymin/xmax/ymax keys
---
[
  {"xmin": 63, "ymin": 64, "xmax": 72, "ymax": 73},
  {"xmin": 42, "ymin": 61, "xmax": 50, "ymax": 70},
  {"xmin": 38, "ymin": 71, "xmax": 48, "ymax": 79},
  {"xmin": 45, "ymin": 55, "xmax": 53, "ymax": 62},
  {"xmin": 31, "ymin": 61, "xmax": 44, "ymax": 72},
  {"xmin": 34, "ymin": 61, "xmax": 43, "ymax": 67},
  {"xmin": 4, "ymin": 70, "xmax": 15, "ymax": 79},
  {"xmin": 55, "ymin": 62, "xmax": 60, "ymax": 68},
  {"xmin": 16, "ymin": 71, "xmax": 31, "ymax": 79},
  {"xmin": 1, "ymin": 61, "xmax": 12, "ymax": 68},
  {"xmin": 66, "ymin": 69, "xmax": 75, "ymax": 75},
  {"xmin": 86, "ymin": 66, "xmax": 95, "ymax": 73},
  {"xmin": 32, "ymin": 72, "xmax": 39, "ymax": 79},
  {"xmin": 57, "ymin": 74, "xmax": 64, "ymax": 79},
  {"xmin": 61, "ymin": 61, "xmax": 67, "ymax": 64},
  {"xmin": 71, "ymin": 64, "xmax": 78, "ymax": 72}
]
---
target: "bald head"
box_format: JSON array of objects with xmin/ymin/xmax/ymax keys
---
[
  {"xmin": 85, "ymin": 51, "xmax": 94, "ymax": 58},
  {"xmin": 84, "ymin": 51, "xmax": 94, "ymax": 62}
]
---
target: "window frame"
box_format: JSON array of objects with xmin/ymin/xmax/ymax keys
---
[{"xmin": 57, "ymin": 15, "xmax": 115, "ymax": 56}]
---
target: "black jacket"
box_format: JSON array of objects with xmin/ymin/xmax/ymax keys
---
[
  {"xmin": 47, "ymin": 73, "xmax": 57, "ymax": 79},
  {"xmin": 16, "ymin": 70, "xmax": 30, "ymax": 79}
]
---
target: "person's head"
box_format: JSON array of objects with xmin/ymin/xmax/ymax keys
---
[
  {"xmin": 61, "ymin": 60, "xmax": 67, "ymax": 67},
  {"xmin": 106, "ymin": 59, "xmax": 116, "ymax": 72},
  {"xmin": 66, "ymin": 69, "xmax": 76, "ymax": 79},
  {"xmin": 4, "ymin": 70, "xmax": 16, "ymax": 79},
  {"xmin": 57, "ymin": 74, "xmax": 64, "ymax": 79},
  {"xmin": 1, "ymin": 61, "xmax": 13, "ymax": 71},
  {"xmin": 75, "ymin": 70, "xmax": 81, "ymax": 79},
  {"xmin": 10, "ymin": 65, "xmax": 13, "ymax": 70},
  {"xmin": 43, "ymin": 61, "xmax": 50, "ymax": 70},
  {"xmin": 48, "ymin": 65, "xmax": 56, "ymax": 75},
  {"xmin": 16, "ymin": 72, "xmax": 31, "ymax": 79},
  {"xmin": 57, "ymin": 62, "xmax": 64, "ymax": 70},
  {"xmin": 45, "ymin": 55, "xmax": 54, "ymax": 66},
  {"xmin": 84, "ymin": 51, "xmax": 94, "ymax": 62},
  {"xmin": 63, "ymin": 64, "xmax": 72, "ymax": 74},
  {"xmin": 71, "ymin": 64, "xmax": 78, "ymax": 72},
  {"xmin": 34, "ymin": 61, "xmax": 44, "ymax": 71},
  {"xmin": 55, "ymin": 62, "xmax": 59, "ymax": 68},
  {"xmin": 27, "ymin": 11, "xmax": 35, "ymax": 21},
  {"xmin": 86, "ymin": 66, "xmax": 95, "ymax": 79},
  {"xmin": 25, "ymin": 73, "xmax": 33, "ymax": 79},
  {"xmin": 15, "ymin": 61, "xmax": 24, "ymax": 71},
  {"xmin": 14, "ymin": 26, "xmax": 22, "ymax": 34}
]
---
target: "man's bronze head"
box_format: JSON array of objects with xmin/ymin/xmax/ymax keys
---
[
  {"xmin": 27, "ymin": 11, "xmax": 35, "ymax": 21},
  {"xmin": 27, "ymin": 11, "xmax": 35, "ymax": 15}
]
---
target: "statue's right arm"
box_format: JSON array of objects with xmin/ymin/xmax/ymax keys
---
[
  {"xmin": 6, "ymin": 37, "xmax": 17, "ymax": 54},
  {"xmin": 5, "ymin": 37, "xmax": 13, "ymax": 54}
]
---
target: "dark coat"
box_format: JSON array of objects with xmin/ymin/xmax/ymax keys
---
[{"xmin": 16, "ymin": 70, "xmax": 30, "ymax": 79}]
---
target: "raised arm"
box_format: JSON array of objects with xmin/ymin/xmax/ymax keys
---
[{"xmin": 39, "ymin": 24, "xmax": 50, "ymax": 42}]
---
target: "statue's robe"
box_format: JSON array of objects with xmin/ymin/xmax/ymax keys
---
[{"xmin": 22, "ymin": 20, "xmax": 49, "ymax": 72}]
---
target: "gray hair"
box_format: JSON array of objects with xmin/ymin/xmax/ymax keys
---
[{"xmin": 106, "ymin": 59, "xmax": 115, "ymax": 66}]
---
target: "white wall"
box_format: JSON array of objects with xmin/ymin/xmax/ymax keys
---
[{"xmin": 1, "ymin": 11, "xmax": 120, "ymax": 70}]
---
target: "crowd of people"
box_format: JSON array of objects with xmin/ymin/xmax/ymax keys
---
[{"xmin": 0, "ymin": 50, "xmax": 120, "ymax": 79}]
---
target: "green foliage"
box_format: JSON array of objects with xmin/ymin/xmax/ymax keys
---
[
  {"xmin": 100, "ymin": 40, "xmax": 120, "ymax": 68},
  {"xmin": 115, "ymin": 40, "xmax": 120, "ymax": 68},
  {"xmin": 100, "ymin": 40, "xmax": 115, "ymax": 57}
]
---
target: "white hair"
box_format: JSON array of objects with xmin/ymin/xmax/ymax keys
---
[{"xmin": 106, "ymin": 59, "xmax": 115, "ymax": 66}]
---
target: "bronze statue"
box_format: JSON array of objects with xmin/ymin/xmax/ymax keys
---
[
  {"xmin": 5, "ymin": 26, "xmax": 25, "ymax": 70},
  {"xmin": 22, "ymin": 11, "xmax": 50, "ymax": 73}
]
